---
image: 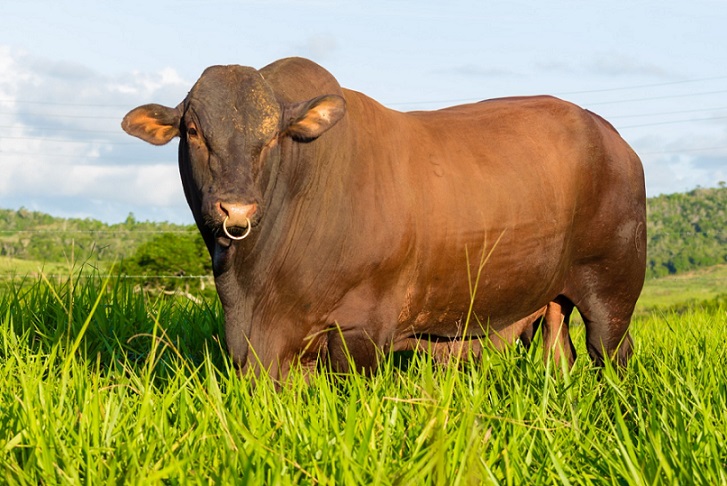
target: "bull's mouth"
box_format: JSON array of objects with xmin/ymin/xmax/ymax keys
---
[
  {"xmin": 214, "ymin": 214, "xmax": 260, "ymax": 248},
  {"xmin": 215, "ymin": 223, "xmax": 247, "ymax": 248}
]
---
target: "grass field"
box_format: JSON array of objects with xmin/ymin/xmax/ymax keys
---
[
  {"xmin": 1, "ymin": 267, "xmax": 726, "ymax": 484},
  {"xmin": 0, "ymin": 258, "xmax": 76, "ymax": 281},
  {"xmin": 635, "ymin": 264, "xmax": 727, "ymax": 313}
]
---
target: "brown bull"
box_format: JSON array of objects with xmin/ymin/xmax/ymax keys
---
[{"xmin": 122, "ymin": 57, "xmax": 646, "ymax": 381}]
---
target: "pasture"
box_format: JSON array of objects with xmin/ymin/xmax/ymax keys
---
[{"xmin": 1, "ymin": 268, "xmax": 726, "ymax": 484}]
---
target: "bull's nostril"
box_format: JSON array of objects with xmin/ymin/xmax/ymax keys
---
[
  {"xmin": 217, "ymin": 202, "xmax": 258, "ymax": 229},
  {"xmin": 216, "ymin": 202, "xmax": 228, "ymax": 218}
]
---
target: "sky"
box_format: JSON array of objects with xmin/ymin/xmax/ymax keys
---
[{"xmin": 1, "ymin": 0, "xmax": 726, "ymax": 224}]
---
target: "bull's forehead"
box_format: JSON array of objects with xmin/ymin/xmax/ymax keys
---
[{"xmin": 188, "ymin": 65, "xmax": 281, "ymax": 141}]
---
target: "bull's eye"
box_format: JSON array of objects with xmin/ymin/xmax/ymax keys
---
[{"xmin": 187, "ymin": 124, "xmax": 199, "ymax": 137}]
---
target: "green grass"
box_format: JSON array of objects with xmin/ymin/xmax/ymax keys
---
[
  {"xmin": 1, "ymin": 269, "xmax": 726, "ymax": 484},
  {"xmin": 636, "ymin": 264, "xmax": 727, "ymax": 314},
  {"xmin": 0, "ymin": 257, "xmax": 76, "ymax": 279}
]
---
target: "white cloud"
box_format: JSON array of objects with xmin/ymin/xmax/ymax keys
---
[
  {"xmin": 296, "ymin": 35, "xmax": 339, "ymax": 61},
  {"xmin": 587, "ymin": 53, "xmax": 674, "ymax": 78},
  {"xmin": 537, "ymin": 54, "xmax": 675, "ymax": 79},
  {"xmin": 633, "ymin": 128, "xmax": 727, "ymax": 196},
  {"xmin": 0, "ymin": 46, "xmax": 192, "ymax": 223},
  {"xmin": 111, "ymin": 67, "xmax": 187, "ymax": 98}
]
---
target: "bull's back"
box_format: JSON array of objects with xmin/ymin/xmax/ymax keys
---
[{"xmin": 400, "ymin": 94, "xmax": 642, "ymax": 253}]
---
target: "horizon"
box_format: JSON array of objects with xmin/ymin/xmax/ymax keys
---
[{"xmin": 4, "ymin": 183, "xmax": 724, "ymax": 227}]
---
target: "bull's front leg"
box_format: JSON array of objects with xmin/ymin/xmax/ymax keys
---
[
  {"xmin": 326, "ymin": 324, "xmax": 382, "ymax": 374},
  {"xmin": 236, "ymin": 314, "xmax": 329, "ymax": 384},
  {"xmin": 323, "ymin": 283, "xmax": 402, "ymax": 375}
]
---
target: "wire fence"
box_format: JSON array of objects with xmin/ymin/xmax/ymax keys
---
[{"xmin": 0, "ymin": 228, "xmax": 724, "ymax": 281}]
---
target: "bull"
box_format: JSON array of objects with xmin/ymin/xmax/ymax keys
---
[{"xmin": 122, "ymin": 57, "xmax": 646, "ymax": 381}]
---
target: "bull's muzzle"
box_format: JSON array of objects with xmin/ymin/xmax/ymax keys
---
[{"xmin": 217, "ymin": 202, "xmax": 257, "ymax": 240}]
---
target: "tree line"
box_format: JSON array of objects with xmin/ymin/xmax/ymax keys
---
[
  {"xmin": 1, "ymin": 186, "xmax": 725, "ymax": 285},
  {"xmin": 646, "ymin": 185, "xmax": 726, "ymax": 278}
]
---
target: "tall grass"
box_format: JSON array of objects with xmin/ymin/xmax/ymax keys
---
[{"xmin": 1, "ymin": 270, "xmax": 725, "ymax": 484}]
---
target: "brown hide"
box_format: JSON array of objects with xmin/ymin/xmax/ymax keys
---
[{"xmin": 122, "ymin": 57, "xmax": 646, "ymax": 381}]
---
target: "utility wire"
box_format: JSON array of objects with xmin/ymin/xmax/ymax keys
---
[
  {"xmin": 619, "ymin": 115, "xmax": 727, "ymax": 129},
  {"xmin": 3, "ymin": 74, "xmax": 727, "ymax": 109},
  {"xmin": 0, "ymin": 112, "xmax": 124, "ymax": 120}
]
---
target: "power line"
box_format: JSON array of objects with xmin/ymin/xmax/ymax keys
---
[
  {"xmin": 0, "ymin": 125, "xmax": 121, "ymax": 135},
  {"xmin": 585, "ymin": 89, "xmax": 727, "ymax": 106},
  {"xmin": 4, "ymin": 99, "xmax": 725, "ymax": 131},
  {"xmin": 0, "ymin": 99, "xmax": 132, "ymax": 108},
  {"xmin": 3, "ymin": 74, "xmax": 727, "ymax": 109},
  {"xmin": 608, "ymin": 106, "xmax": 727, "ymax": 119},
  {"xmin": 639, "ymin": 146, "xmax": 727, "ymax": 155},
  {"xmin": 0, "ymin": 112, "xmax": 123, "ymax": 120},
  {"xmin": 0, "ymin": 150, "xmax": 167, "ymax": 162},
  {"xmin": 2, "ymin": 105, "xmax": 726, "ymax": 136},
  {"xmin": 1, "ymin": 110, "xmax": 726, "ymax": 143},
  {"xmin": 0, "ymin": 135, "xmax": 135, "ymax": 145},
  {"xmin": 552, "ymin": 75, "xmax": 727, "ymax": 96},
  {"xmin": 619, "ymin": 115, "xmax": 727, "ymax": 129},
  {"xmin": 387, "ymin": 82, "xmax": 727, "ymax": 107},
  {"xmin": 2, "ymin": 76, "xmax": 725, "ymax": 113},
  {"xmin": 0, "ymin": 84, "xmax": 725, "ymax": 152}
]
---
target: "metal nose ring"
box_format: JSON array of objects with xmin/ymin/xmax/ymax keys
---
[{"xmin": 222, "ymin": 216, "xmax": 252, "ymax": 240}]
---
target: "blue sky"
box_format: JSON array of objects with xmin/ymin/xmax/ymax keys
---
[{"xmin": 1, "ymin": 0, "xmax": 726, "ymax": 224}]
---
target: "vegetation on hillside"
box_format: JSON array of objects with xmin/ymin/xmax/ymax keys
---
[
  {"xmin": 646, "ymin": 185, "xmax": 727, "ymax": 278},
  {"xmin": 1, "ymin": 185, "xmax": 725, "ymax": 285},
  {"xmin": 0, "ymin": 210, "xmax": 196, "ymax": 264},
  {"xmin": 0, "ymin": 209, "xmax": 205, "ymax": 295}
]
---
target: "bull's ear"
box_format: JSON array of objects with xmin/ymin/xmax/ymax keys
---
[
  {"xmin": 121, "ymin": 103, "xmax": 181, "ymax": 145},
  {"xmin": 284, "ymin": 95, "xmax": 346, "ymax": 141}
]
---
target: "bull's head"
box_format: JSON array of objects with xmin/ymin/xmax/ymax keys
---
[{"xmin": 121, "ymin": 65, "xmax": 345, "ymax": 253}]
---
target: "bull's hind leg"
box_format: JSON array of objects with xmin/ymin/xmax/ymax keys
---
[
  {"xmin": 542, "ymin": 297, "xmax": 577, "ymax": 368},
  {"xmin": 501, "ymin": 300, "xmax": 576, "ymax": 368},
  {"xmin": 566, "ymin": 269, "xmax": 640, "ymax": 367},
  {"xmin": 580, "ymin": 306, "xmax": 633, "ymax": 367}
]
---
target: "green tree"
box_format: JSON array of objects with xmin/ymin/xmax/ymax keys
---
[
  {"xmin": 645, "ymin": 186, "xmax": 727, "ymax": 278},
  {"xmin": 120, "ymin": 233, "xmax": 213, "ymax": 298}
]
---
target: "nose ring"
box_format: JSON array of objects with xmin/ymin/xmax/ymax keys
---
[{"xmin": 222, "ymin": 216, "xmax": 252, "ymax": 240}]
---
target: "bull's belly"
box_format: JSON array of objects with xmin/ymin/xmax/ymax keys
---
[
  {"xmin": 402, "ymin": 299, "xmax": 545, "ymax": 339},
  {"xmin": 397, "ymin": 257, "xmax": 565, "ymax": 339}
]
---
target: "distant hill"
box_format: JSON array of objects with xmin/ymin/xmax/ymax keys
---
[
  {"xmin": 1, "ymin": 185, "xmax": 725, "ymax": 280},
  {"xmin": 646, "ymin": 185, "xmax": 726, "ymax": 278},
  {"xmin": 0, "ymin": 209, "xmax": 196, "ymax": 265}
]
